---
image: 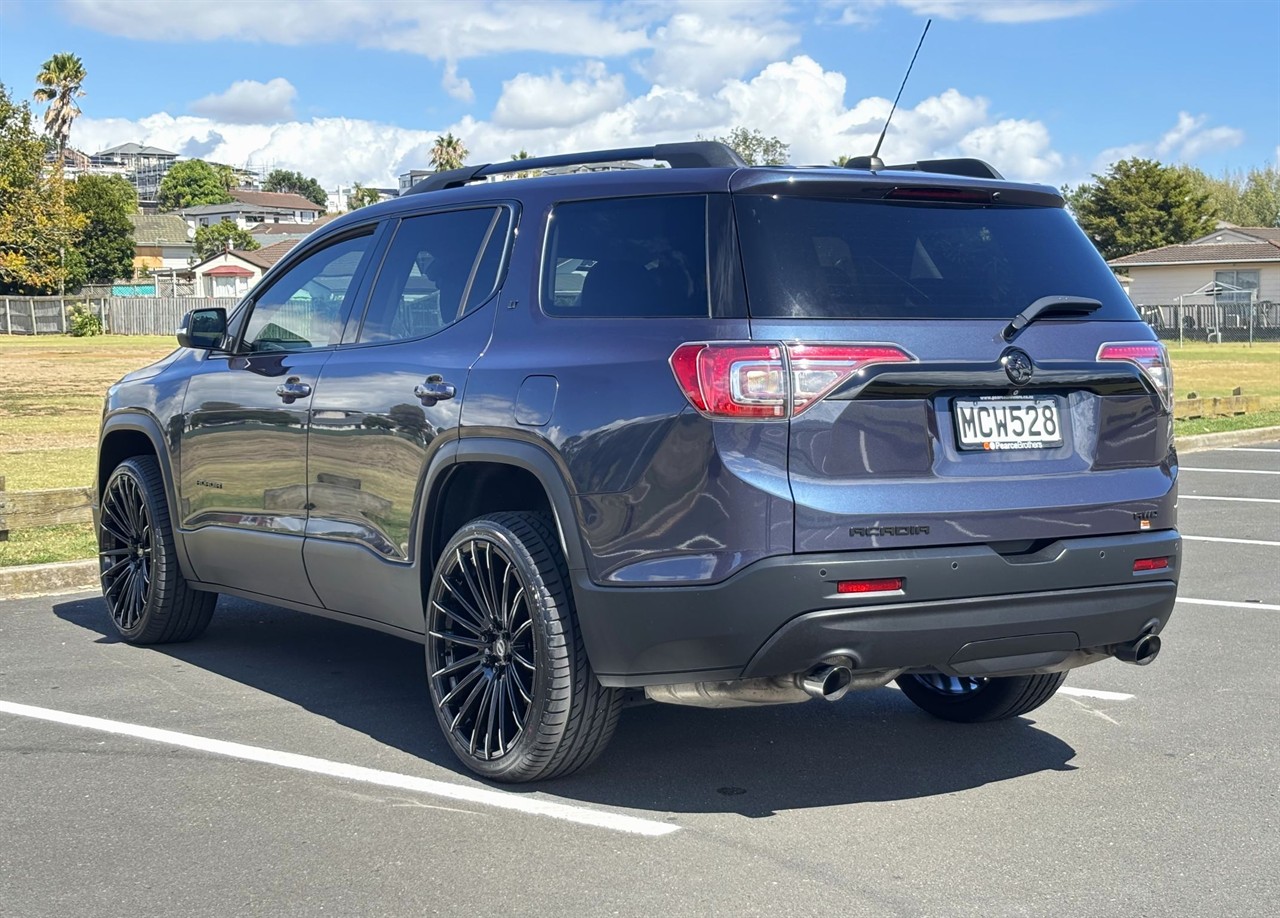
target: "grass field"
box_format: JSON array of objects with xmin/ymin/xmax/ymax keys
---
[{"xmin": 2, "ymin": 334, "xmax": 1278, "ymax": 567}]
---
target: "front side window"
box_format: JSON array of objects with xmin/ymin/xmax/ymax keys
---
[
  {"xmin": 241, "ymin": 232, "xmax": 375, "ymax": 352},
  {"xmin": 357, "ymin": 207, "xmax": 510, "ymax": 344},
  {"xmin": 543, "ymin": 195, "xmax": 709, "ymax": 318}
]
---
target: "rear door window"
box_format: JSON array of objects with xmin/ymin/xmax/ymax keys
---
[
  {"xmin": 734, "ymin": 196, "xmax": 1138, "ymax": 320},
  {"xmin": 543, "ymin": 195, "xmax": 709, "ymax": 318}
]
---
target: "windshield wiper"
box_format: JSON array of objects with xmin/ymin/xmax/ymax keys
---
[{"xmin": 1003, "ymin": 295, "xmax": 1103, "ymax": 340}]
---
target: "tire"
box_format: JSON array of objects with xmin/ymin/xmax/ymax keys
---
[
  {"xmin": 425, "ymin": 512, "xmax": 622, "ymax": 782},
  {"xmin": 895, "ymin": 671, "xmax": 1067, "ymax": 723},
  {"xmin": 98, "ymin": 456, "xmax": 216, "ymax": 644}
]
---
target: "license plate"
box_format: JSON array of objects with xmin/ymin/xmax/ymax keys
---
[{"xmin": 953, "ymin": 398, "xmax": 1063, "ymax": 450}]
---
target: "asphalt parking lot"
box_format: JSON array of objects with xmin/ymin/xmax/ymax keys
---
[{"xmin": 2, "ymin": 444, "xmax": 1277, "ymax": 918}]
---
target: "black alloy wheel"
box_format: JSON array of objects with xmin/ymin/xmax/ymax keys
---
[
  {"xmin": 98, "ymin": 457, "xmax": 215, "ymax": 644},
  {"xmin": 895, "ymin": 670, "xmax": 1068, "ymax": 723},
  {"xmin": 426, "ymin": 512, "xmax": 621, "ymax": 782}
]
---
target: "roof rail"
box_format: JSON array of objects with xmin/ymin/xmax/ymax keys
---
[
  {"xmin": 842, "ymin": 156, "xmax": 1004, "ymax": 180},
  {"xmin": 404, "ymin": 141, "xmax": 746, "ymax": 195}
]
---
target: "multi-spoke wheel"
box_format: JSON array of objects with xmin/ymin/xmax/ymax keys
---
[
  {"xmin": 426, "ymin": 512, "xmax": 621, "ymax": 782},
  {"xmin": 98, "ymin": 457, "xmax": 215, "ymax": 644},
  {"xmin": 895, "ymin": 670, "xmax": 1067, "ymax": 723}
]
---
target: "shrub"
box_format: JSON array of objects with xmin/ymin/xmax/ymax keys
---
[{"xmin": 68, "ymin": 301, "xmax": 103, "ymax": 337}]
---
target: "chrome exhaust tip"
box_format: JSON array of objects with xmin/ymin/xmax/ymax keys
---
[
  {"xmin": 800, "ymin": 665, "xmax": 854, "ymax": 702},
  {"xmin": 1115, "ymin": 633, "xmax": 1161, "ymax": 666}
]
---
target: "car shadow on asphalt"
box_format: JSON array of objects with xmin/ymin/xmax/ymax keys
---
[{"xmin": 54, "ymin": 593, "xmax": 1078, "ymax": 819}]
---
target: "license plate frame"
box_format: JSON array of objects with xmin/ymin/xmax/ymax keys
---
[{"xmin": 953, "ymin": 397, "xmax": 1064, "ymax": 451}]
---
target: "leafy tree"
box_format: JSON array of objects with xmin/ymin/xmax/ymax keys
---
[
  {"xmin": 158, "ymin": 159, "xmax": 233, "ymax": 211},
  {"xmin": 211, "ymin": 162, "xmax": 237, "ymax": 192},
  {"xmin": 263, "ymin": 168, "xmax": 328, "ymax": 209},
  {"xmin": 0, "ymin": 84, "xmax": 84, "ymax": 293},
  {"xmin": 831, "ymin": 154, "xmax": 851, "ymax": 167},
  {"xmin": 1178, "ymin": 164, "xmax": 1280, "ymax": 228},
  {"xmin": 67, "ymin": 173, "xmax": 136, "ymax": 284},
  {"xmin": 33, "ymin": 52, "xmax": 86, "ymax": 155},
  {"xmin": 193, "ymin": 221, "xmax": 259, "ymax": 259},
  {"xmin": 430, "ymin": 132, "xmax": 468, "ymax": 171},
  {"xmin": 347, "ymin": 183, "xmax": 382, "ymax": 210},
  {"xmin": 510, "ymin": 148, "xmax": 540, "ymax": 179},
  {"xmin": 703, "ymin": 127, "xmax": 790, "ymax": 166},
  {"xmin": 1064, "ymin": 158, "xmax": 1215, "ymax": 260}
]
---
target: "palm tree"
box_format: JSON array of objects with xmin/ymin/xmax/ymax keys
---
[
  {"xmin": 33, "ymin": 52, "xmax": 87, "ymax": 155},
  {"xmin": 831, "ymin": 154, "xmax": 851, "ymax": 167},
  {"xmin": 511, "ymin": 148, "xmax": 539, "ymax": 180},
  {"xmin": 430, "ymin": 132, "xmax": 468, "ymax": 172}
]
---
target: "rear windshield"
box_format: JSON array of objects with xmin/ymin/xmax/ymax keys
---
[{"xmin": 734, "ymin": 196, "xmax": 1137, "ymax": 320}]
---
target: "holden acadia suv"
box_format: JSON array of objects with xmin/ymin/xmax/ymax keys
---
[{"xmin": 96, "ymin": 142, "xmax": 1179, "ymax": 781}]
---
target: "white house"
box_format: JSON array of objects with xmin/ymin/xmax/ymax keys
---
[
  {"xmin": 180, "ymin": 189, "xmax": 322, "ymax": 231},
  {"xmin": 189, "ymin": 239, "xmax": 299, "ymax": 298}
]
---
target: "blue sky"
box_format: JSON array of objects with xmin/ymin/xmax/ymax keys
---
[{"xmin": 1, "ymin": 0, "xmax": 1276, "ymax": 190}]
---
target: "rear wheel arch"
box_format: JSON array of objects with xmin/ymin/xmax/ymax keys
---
[{"xmin": 424, "ymin": 440, "xmax": 585, "ymax": 575}]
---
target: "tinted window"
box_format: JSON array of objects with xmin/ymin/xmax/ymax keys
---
[
  {"xmin": 544, "ymin": 195, "xmax": 709, "ymax": 318},
  {"xmin": 735, "ymin": 197, "xmax": 1138, "ymax": 320},
  {"xmin": 242, "ymin": 233, "xmax": 375, "ymax": 352},
  {"xmin": 358, "ymin": 208, "xmax": 507, "ymax": 344}
]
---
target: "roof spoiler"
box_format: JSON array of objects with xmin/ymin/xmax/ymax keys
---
[
  {"xmin": 405, "ymin": 141, "xmax": 747, "ymax": 196},
  {"xmin": 841, "ymin": 156, "xmax": 1004, "ymax": 180}
]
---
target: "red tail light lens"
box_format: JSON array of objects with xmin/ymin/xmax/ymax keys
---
[
  {"xmin": 1098, "ymin": 342, "xmax": 1172, "ymax": 408},
  {"xmin": 837, "ymin": 578, "xmax": 904, "ymax": 594},
  {"xmin": 670, "ymin": 342, "xmax": 913, "ymax": 419},
  {"xmin": 1133, "ymin": 557, "xmax": 1170, "ymax": 572}
]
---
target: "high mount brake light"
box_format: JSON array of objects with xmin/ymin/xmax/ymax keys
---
[
  {"xmin": 669, "ymin": 342, "xmax": 913, "ymax": 420},
  {"xmin": 884, "ymin": 187, "xmax": 992, "ymax": 203},
  {"xmin": 1098, "ymin": 342, "xmax": 1173, "ymax": 408}
]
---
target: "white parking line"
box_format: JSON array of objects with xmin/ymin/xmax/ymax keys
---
[
  {"xmin": 1182, "ymin": 535, "xmax": 1280, "ymax": 547},
  {"xmin": 1177, "ymin": 598, "xmax": 1280, "ymax": 611},
  {"xmin": 1220, "ymin": 448, "xmax": 1280, "ymax": 453},
  {"xmin": 0, "ymin": 700, "xmax": 678, "ymax": 837},
  {"xmin": 1058, "ymin": 686, "xmax": 1134, "ymax": 701},
  {"xmin": 1180, "ymin": 467, "xmax": 1280, "ymax": 475},
  {"xmin": 1181, "ymin": 495, "xmax": 1280, "ymax": 504}
]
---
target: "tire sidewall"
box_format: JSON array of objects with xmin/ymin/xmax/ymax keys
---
[{"xmin": 101, "ymin": 458, "xmax": 171, "ymax": 642}]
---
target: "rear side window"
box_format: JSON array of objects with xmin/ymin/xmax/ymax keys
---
[
  {"xmin": 358, "ymin": 207, "xmax": 509, "ymax": 344},
  {"xmin": 735, "ymin": 197, "xmax": 1138, "ymax": 320},
  {"xmin": 543, "ymin": 195, "xmax": 709, "ymax": 318}
]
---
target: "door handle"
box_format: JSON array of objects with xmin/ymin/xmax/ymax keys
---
[
  {"xmin": 275, "ymin": 377, "xmax": 312, "ymax": 403},
  {"xmin": 413, "ymin": 375, "xmax": 456, "ymax": 405}
]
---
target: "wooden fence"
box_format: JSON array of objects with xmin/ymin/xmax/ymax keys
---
[
  {"xmin": 0, "ymin": 476, "xmax": 96, "ymax": 542},
  {"xmin": 0, "ymin": 296, "xmax": 239, "ymax": 336}
]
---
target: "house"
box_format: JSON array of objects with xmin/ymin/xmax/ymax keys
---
[
  {"xmin": 1108, "ymin": 226, "xmax": 1280, "ymax": 336},
  {"xmin": 397, "ymin": 171, "xmax": 432, "ymax": 195},
  {"xmin": 91, "ymin": 143, "xmax": 179, "ymax": 203},
  {"xmin": 129, "ymin": 213, "xmax": 194, "ymax": 274},
  {"xmin": 247, "ymin": 215, "xmax": 335, "ymax": 246},
  {"xmin": 189, "ymin": 239, "xmax": 299, "ymax": 298},
  {"xmin": 179, "ymin": 189, "xmax": 323, "ymax": 231}
]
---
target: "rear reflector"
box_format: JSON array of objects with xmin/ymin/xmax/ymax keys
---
[
  {"xmin": 670, "ymin": 342, "xmax": 913, "ymax": 420},
  {"xmin": 1133, "ymin": 557, "xmax": 1170, "ymax": 572},
  {"xmin": 837, "ymin": 578, "xmax": 903, "ymax": 594}
]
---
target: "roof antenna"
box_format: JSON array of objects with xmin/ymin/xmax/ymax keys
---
[{"xmin": 850, "ymin": 18, "xmax": 931, "ymax": 172}]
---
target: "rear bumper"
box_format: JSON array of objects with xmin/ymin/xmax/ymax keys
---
[{"xmin": 572, "ymin": 530, "xmax": 1180, "ymax": 687}]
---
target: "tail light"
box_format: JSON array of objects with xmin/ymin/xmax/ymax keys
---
[
  {"xmin": 1133, "ymin": 557, "xmax": 1170, "ymax": 572},
  {"xmin": 670, "ymin": 342, "xmax": 913, "ymax": 419},
  {"xmin": 837, "ymin": 577, "xmax": 904, "ymax": 594},
  {"xmin": 1098, "ymin": 342, "xmax": 1172, "ymax": 408}
]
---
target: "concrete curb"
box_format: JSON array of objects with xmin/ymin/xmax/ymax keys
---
[
  {"xmin": 1176, "ymin": 426, "xmax": 1280, "ymax": 453},
  {"xmin": 0, "ymin": 560, "xmax": 98, "ymax": 600}
]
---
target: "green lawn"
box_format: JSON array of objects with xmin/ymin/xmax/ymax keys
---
[{"xmin": 1, "ymin": 333, "xmax": 1277, "ymax": 567}]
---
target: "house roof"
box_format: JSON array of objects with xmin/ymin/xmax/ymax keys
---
[
  {"xmin": 204, "ymin": 265, "xmax": 255, "ymax": 277},
  {"xmin": 1189, "ymin": 226, "xmax": 1280, "ymax": 245},
  {"xmin": 190, "ymin": 250, "xmax": 267, "ymax": 274},
  {"xmin": 234, "ymin": 239, "xmax": 299, "ymax": 269},
  {"xmin": 95, "ymin": 143, "xmax": 177, "ymax": 158},
  {"xmin": 249, "ymin": 215, "xmax": 335, "ymax": 236},
  {"xmin": 1108, "ymin": 240, "xmax": 1280, "ymax": 267},
  {"xmin": 128, "ymin": 213, "xmax": 192, "ymax": 247},
  {"xmin": 229, "ymin": 189, "xmax": 321, "ymax": 211}
]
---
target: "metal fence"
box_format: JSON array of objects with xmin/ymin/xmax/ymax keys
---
[
  {"xmin": 0, "ymin": 296, "xmax": 239, "ymax": 336},
  {"xmin": 1136, "ymin": 301, "xmax": 1279, "ymax": 345}
]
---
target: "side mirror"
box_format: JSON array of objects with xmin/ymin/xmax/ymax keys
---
[{"xmin": 177, "ymin": 308, "xmax": 228, "ymax": 350}]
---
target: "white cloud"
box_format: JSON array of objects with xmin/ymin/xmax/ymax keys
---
[
  {"xmin": 189, "ymin": 78, "xmax": 297, "ymax": 124},
  {"xmin": 644, "ymin": 6, "xmax": 800, "ymax": 93},
  {"xmin": 953, "ymin": 119, "xmax": 1063, "ymax": 182},
  {"xmin": 441, "ymin": 61, "xmax": 475, "ymax": 103},
  {"xmin": 492, "ymin": 62, "xmax": 628, "ymax": 129},
  {"xmin": 1086, "ymin": 112, "xmax": 1246, "ymax": 176},
  {"xmin": 894, "ymin": 0, "xmax": 1110, "ymax": 23}
]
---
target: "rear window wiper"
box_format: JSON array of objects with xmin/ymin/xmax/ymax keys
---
[{"xmin": 1003, "ymin": 295, "xmax": 1102, "ymax": 340}]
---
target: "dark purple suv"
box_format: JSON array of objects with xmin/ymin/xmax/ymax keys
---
[{"xmin": 96, "ymin": 142, "xmax": 1179, "ymax": 781}]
